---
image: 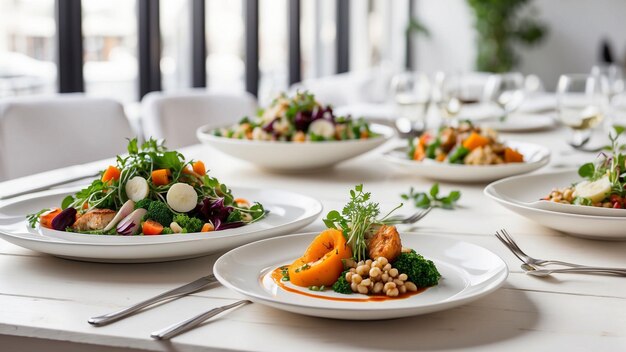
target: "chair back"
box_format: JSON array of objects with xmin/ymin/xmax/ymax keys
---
[
  {"xmin": 142, "ymin": 90, "xmax": 257, "ymax": 149},
  {"xmin": 0, "ymin": 94, "xmax": 134, "ymax": 180}
]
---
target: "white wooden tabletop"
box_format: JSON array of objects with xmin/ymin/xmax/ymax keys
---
[{"xmin": 0, "ymin": 126, "xmax": 625, "ymax": 352}]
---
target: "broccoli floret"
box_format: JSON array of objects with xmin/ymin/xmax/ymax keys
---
[
  {"xmin": 173, "ymin": 214, "xmax": 203, "ymax": 233},
  {"xmin": 144, "ymin": 201, "xmax": 173, "ymax": 226},
  {"xmin": 161, "ymin": 227, "xmax": 174, "ymax": 235},
  {"xmin": 393, "ymin": 250, "xmax": 441, "ymax": 287},
  {"xmin": 134, "ymin": 198, "xmax": 153, "ymax": 210},
  {"xmin": 332, "ymin": 270, "xmax": 352, "ymax": 294}
]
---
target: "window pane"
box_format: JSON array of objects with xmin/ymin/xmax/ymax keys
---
[
  {"xmin": 83, "ymin": 0, "xmax": 138, "ymax": 103},
  {"xmin": 301, "ymin": 0, "xmax": 336, "ymax": 80},
  {"xmin": 206, "ymin": 0, "xmax": 245, "ymax": 92},
  {"xmin": 259, "ymin": 0, "xmax": 287, "ymax": 104},
  {"xmin": 161, "ymin": 0, "xmax": 191, "ymax": 91},
  {"xmin": 0, "ymin": 0, "xmax": 56, "ymax": 97}
]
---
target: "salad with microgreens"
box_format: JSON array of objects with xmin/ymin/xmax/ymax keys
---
[
  {"xmin": 543, "ymin": 127, "xmax": 626, "ymax": 209},
  {"xmin": 276, "ymin": 185, "xmax": 440, "ymax": 298},
  {"xmin": 27, "ymin": 139, "xmax": 265, "ymax": 236},
  {"xmin": 409, "ymin": 121, "xmax": 525, "ymax": 165},
  {"xmin": 213, "ymin": 91, "xmax": 377, "ymax": 142}
]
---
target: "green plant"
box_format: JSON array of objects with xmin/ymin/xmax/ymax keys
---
[{"xmin": 466, "ymin": 0, "xmax": 547, "ymax": 72}]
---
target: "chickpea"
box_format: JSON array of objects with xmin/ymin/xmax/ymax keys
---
[
  {"xmin": 383, "ymin": 263, "xmax": 392, "ymax": 271},
  {"xmin": 398, "ymin": 273, "xmax": 408, "ymax": 282},
  {"xmin": 373, "ymin": 282, "xmax": 384, "ymax": 294},
  {"xmin": 386, "ymin": 288, "xmax": 399, "ymax": 297},
  {"xmin": 405, "ymin": 282, "xmax": 418, "ymax": 292},
  {"xmin": 389, "ymin": 268, "xmax": 399, "ymax": 278},
  {"xmin": 369, "ymin": 267, "xmax": 382, "ymax": 278},
  {"xmin": 351, "ymin": 282, "xmax": 358, "ymax": 292},
  {"xmin": 377, "ymin": 257, "xmax": 389, "ymax": 266},
  {"xmin": 372, "ymin": 261, "xmax": 383, "ymax": 269},
  {"xmin": 361, "ymin": 278, "xmax": 372, "ymax": 287},
  {"xmin": 563, "ymin": 189, "xmax": 574, "ymax": 202},
  {"xmin": 365, "ymin": 259, "xmax": 373, "ymax": 267},
  {"xmin": 393, "ymin": 279, "xmax": 405, "ymax": 287},
  {"xmin": 381, "ymin": 273, "xmax": 389, "ymax": 282},
  {"xmin": 399, "ymin": 285, "xmax": 407, "ymax": 294},
  {"xmin": 352, "ymin": 274, "xmax": 362, "ymax": 284},
  {"xmin": 383, "ymin": 282, "xmax": 396, "ymax": 292},
  {"xmin": 349, "ymin": 267, "xmax": 356, "ymax": 273},
  {"xmin": 345, "ymin": 272, "xmax": 353, "ymax": 282},
  {"xmin": 357, "ymin": 285, "xmax": 369, "ymax": 295},
  {"xmin": 356, "ymin": 265, "xmax": 370, "ymax": 277}
]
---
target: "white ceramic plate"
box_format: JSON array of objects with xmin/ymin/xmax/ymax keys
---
[
  {"xmin": 214, "ymin": 232, "xmax": 508, "ymax": 320},
  {"xmin": 383, "ymin": 141, "xmax": 550, "ymax": 183},
  {"xmin": 485, "ymin": 169, "xmax": 626, "ymax": 217},
  {"xmin": 481, "ymin": 113, "xmax": 557, "ymax": 133},
  {"xmin": 485, "ymin": 170, "xmax": 626, "ymax": 240},
  {"xmin": 196, "ymin": 123, "xmax": 394, "ymax": 172},
  {"xmin": 0, "ymin": 187, "xmax": 322, "ymax": 262}
]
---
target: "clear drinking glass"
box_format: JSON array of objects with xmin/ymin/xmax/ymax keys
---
[
  {"xmin": 557, "ymin": 74, "xmax": 609, "ymax": 147},
  {"xmin": 484, "ymin": 72, "xmax": 525, "ymax": 121},
  {"xmin": 433, "ymin": 72, "xmax": 480, "ymax": 126},
  {"xmin": 390, "ymin": 72, "xmax": 431, "ymax": 134},
  {"xmin": 591, "ymin": 64, "xmax": 624, "ymax": 101}
]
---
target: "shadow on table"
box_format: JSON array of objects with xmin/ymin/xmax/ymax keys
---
[{"xmin": 253, "ymin": 286, "xmax": 538, "ymax": 351}]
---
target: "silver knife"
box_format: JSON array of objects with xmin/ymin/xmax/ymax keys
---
[
  {"xmin": 88, "ymin": 274, "xmax": 218, "ymax": 326},
  {"xmin": 0, "ymin": 171, "xmax": 100, "ymax": 201}
]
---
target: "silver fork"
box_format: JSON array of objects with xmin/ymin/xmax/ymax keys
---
[
  {"xmin": 521, "ymin": 263, "xmax": 626, "ymax": 277},
  {"xmin": 495, "ymin": 229, "xmax": 626, "ymax": 274},
  {"xmin": 384, "ymin": 207, "xmax": 432, "ymax": 225}
]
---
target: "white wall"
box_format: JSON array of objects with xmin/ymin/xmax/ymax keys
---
[{"xmin": 413, "ymin": 0, "xmax": 626, "ymax": 90}]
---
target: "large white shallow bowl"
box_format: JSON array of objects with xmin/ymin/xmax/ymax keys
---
[
  {"xmin": 196, "ymin": 123, "xmax": 394, "ymax": 172},
  {"xmin": 214, "ymin": 232, "xmax": 508, "ymax": 320},
  {"xmin": 0, "ymin": 187, "xmax": 322, "ymax": 262},
  {"xmin": 485, "ymin": 170, "xmax": 626, "ymax": 240},
  {"xmin": 383, "ymin": 141, "xmax": 550, "ymax": 183}
]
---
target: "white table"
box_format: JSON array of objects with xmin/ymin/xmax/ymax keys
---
[{"xmin": 1, "ymin": 127, "xmax": 625, "ymax": 352}]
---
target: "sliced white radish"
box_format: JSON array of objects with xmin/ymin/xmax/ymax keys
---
[
  {"xmin": 166, "ymin": 183, "xmax": 198, "ymax": 213},
  {"xmin": 103, "ymin": 199, "xmax": 135, "ymax": 232},
  {"xmin": 116, "ymin": 208, "xmax": 147, "ymax": 235},
  {"xmin": 125, "ymin": 176, "xmax": 149, "ymax": 202},
  {"xmin": 574, "ymin": 175, "xmax": 612, "ymax": 203},
  {"xmin": 308, "ymin": 119, "xmax": 335, "ymax": 139}
]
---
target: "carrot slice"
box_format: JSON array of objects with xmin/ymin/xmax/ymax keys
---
[
  {"xmin": 101, "ymin": 166, "xmax": 121, "ymax": 182},
  {"xmin": 40, "ymin": 208, "xmax": 61, "ymax": 229},
  {"xmin": 234, "ymin": 198, "xmax": 250, "ymax": 207},
  {"xmin": 201, "ymin": 223, "xmax": 215, "ymax": 232},
  {"xmin": 413, "ymin": 143, "xmax": 426, "ymax": 161},
  {"xmin": 504, "ymin": 148, "xmax": 524, "ymax": 163},
  {"xmin": 462, "ymin": 132, "xmax": 490, "ymax": 151},
  {"xmin": 288, "ymin": 229, "xmax": 353, "ymax": 287},
  {"xmin": 142, "ymin": 220, "xmax": 163, "ymax": 235},
  {"xmin": 192, "ymin": 161, "xmax": 206, "ymax": 175},
  {"xmin": 151, "ymin": 169, "xmax": 170, "ymax": 186}
]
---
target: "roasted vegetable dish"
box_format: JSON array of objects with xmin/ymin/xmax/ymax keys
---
[
  {"xmin": 278, "ymin": 185, "xmax": 441, "ymax": 298},
  {"xmin": 543, "ymin": 127, "xmax": 626, "ymax": 209},
  {"xmin": 28, "ymin": 139, "xmax": 265, "ymax": 235},
  {"xmin": 409, "ymin": 122, "xmax": 525, "ymax": 165},
  {"xmin": 213, "ymin": 91, "xmax": 376, "ymax": 142}
]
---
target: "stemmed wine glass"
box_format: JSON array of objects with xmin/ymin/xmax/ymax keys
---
[
  {"xmin": 432, "ymin": 72, "xmax": 480, "ymax": 126},
  {"xmin": 484, "ymin": 72, "xmax": 525, "ymax": 121},
  {"xmin": 591, "ymin": 64, "xmax": 624, "ymax": 101},
  {"xmin": 557, "ymin": 74, "xmax": 609, "ymax": 149},
  {"xmin": 389, "ymin": 72, "xmax": 431, "ymax": 136}
]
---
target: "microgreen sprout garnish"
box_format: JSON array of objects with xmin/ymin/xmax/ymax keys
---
[
  {"xmin": 578, "ymin": 125, "xmax": 626, "ymax": 197},
  {"xmin": 323, "ymin": 184, "xmax": 402, "ymax": 262},
  {"xmin": 26, "ymin": 208, "xmax": 50, "ymax": 228},
  {"xmin": 401, "ymin": 183, "xmax": 461, "ymax": 209},
  {"xmin": 294, "ymin": 263, "xmax": 311, "ymax": 273}
]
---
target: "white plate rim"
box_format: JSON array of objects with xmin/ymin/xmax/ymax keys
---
[{"xmin": 0, "ymin": 187, "xmax": 323, "ymax": 247}]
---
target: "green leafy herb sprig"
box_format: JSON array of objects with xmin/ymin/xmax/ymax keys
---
[
  {"xmin": 323, "ymin": 184, "xmax": 402, "ymax": 262},
  {"xmin": 577, "ymin": 125, "xmax": 626, "ymax": 198},
  {"xmin": 401, "ymin": 183, "xmax": 461, "ymax": 210}
]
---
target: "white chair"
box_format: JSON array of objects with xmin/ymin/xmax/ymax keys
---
[
  {"xmin": 0, "ymin": 94, "xmax": 135, "ymax": 181},
  {"xmin": 141, "ymin": 90, "xmax": 257, "ymax": 149}
]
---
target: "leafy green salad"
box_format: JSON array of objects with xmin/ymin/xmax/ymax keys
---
[
  {"xmin": 213, "ymin": 91, "xmax": 377, "ymax": 142},
  {"xmin": 28, "ymin": 139, "xmax": 265, "ymax": 236}
]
